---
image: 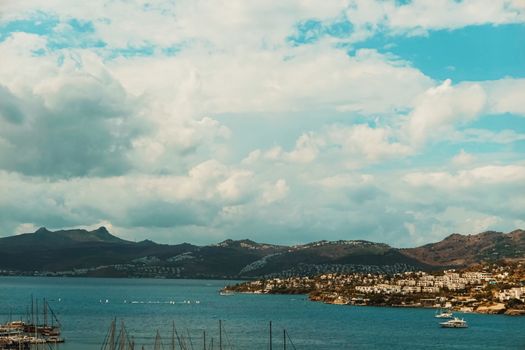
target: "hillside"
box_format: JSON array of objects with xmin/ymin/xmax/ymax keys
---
[
  {"xmin": 0, "ymin": 227, "xmax": 197, "ymax": 271},
  {"xmin": 401, "ymin": 229, "xmax": 525, "ymax": 266},
  {"xmin": 0, "ymin": 227, "xmax": 523, "ymax": 278},
  {"xmin": 238, "ymin": 240, "xmax": 429, "ymax": 277}
]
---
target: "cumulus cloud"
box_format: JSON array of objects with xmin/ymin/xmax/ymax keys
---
[
  {"xmin": 261, "ymin": 179, "xmax": 290, "ymax": 204},
  {"xmin": 485, "ymin": 78, "xmax": 525, "ymax": 116},
  {"xmin": 397, "ymin": 164, "xmax": 525, "ymax": 244},
  {"xmin": 0, "ymin": 47, "xmax": 143, "ymax": 177},
  {"xmin": 405, "ymin": 79, "xmax": 487, "ymax": 146},
  {"xmin": 347, "ymin": 0, "xmax": 525, "ymax": 37},
  {"xmin": 107, "ymin": 47, "xmax": 432, "ymax": 117},
  {"xmin": 248, "ymin": 123, "xmax": 413, "ymax": 170},
  {"xmin": 0, "ymin": 0, "xmax": 524, "ymax": 246},
  {"xmin": 451, "ymin": 150, "xmax": 475, "ymax": 167},
  {"xmin": 404, "ymin": 165, "xmax": 525, "ymax": 188}
]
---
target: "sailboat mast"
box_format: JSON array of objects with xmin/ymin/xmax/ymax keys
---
[
  {"xmin": 283, "ymin": 329, "xmax": 286, "ymax": 350},
  {"xmin": 109, "ymin": 318, "xmax": 116, "ymax": 350},
  {"xmin": 219, "ymin": 320, "xmax": 222, "ymax": 350},
  {"xmin": 119, "ymin": 321, "xmax": 126, "ymax": 350},
  {"xmin": 44, "ymin": 298, "xmax": 48, "ymax": 327},
  {"xmin": 31, "ymin": 295, "xmax": 34, "ymax": 326},
  {"xmin": 172, "ymin": 321, "xmax": 175, "ymax": 350},
  {"xmin": 203, "ymin": 330, "xmax": 206, "ymax": 350},
  {"xmin": 269, "ymin": 321, "xmax": 272, "ymax": 350}
]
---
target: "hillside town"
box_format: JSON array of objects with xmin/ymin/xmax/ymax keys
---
[{"xmin": 225, "ymin": 260, "xmax": 525, "ymax": 315}]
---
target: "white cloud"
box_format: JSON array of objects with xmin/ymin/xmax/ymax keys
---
[
  {"xmin": 485, "ymin": 78, "xmax": 525, "ymax": 116},
  {"xmin": 404, "ymin": 165, "xmax": 525, "ymax": 188},
  {"xmin": 346, "ymin": 0, "xmax": 525, "ymax": 38},
  {"xmin": 327, "ymin": 124, "xmax": 412, "ymax": 164},
  {"xmin": 249, "ymin": 123, "xmax": 413, "ymax": 170},
  {"xmin": 317, "ymin": 173, "xmax": 374, "ymax": 189},
  {"xmin": 451, "ymin": 149, "xmax": 475, "ymax": 167},
  {"xmin": 405, "ymin": 79, "xmax": 487, "ymax": 146},
  {"xmin": 108, "ymin": 47, "xmax": 432, "ymax": 117},
  {"xmin": 217, "ymin": 170, "xmax": 254, "ymax": 202},
  {"xmin": 1, "ymin": 0, "xmax": 524, "ymax": 246},
  {"xmin": 261, "ymin": 179, "xmax": 290, "ymax": 204},
  {"xmin": 0, "ymin": 40, "xmax": 144, "ymax": 177},
  {"xmin": 389, "ymin": 0, "xmax": 525, "ymax": 32},
  {"xmin": 454, "ymin": 129, "xmax": 525, "ymax": 144}
]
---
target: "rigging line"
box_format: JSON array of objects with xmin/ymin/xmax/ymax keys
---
[
  {"xmin": 100, "ymin": 319, "xmax": 113, "ymax": 350},
  {"xmin": 222, "ymin": 324, "xmax": 234, "ymax": 350},
  {"xmin": 122, "ymin": 321, "xmax": 135, "ymax": 348},
  {"xmin": 186, "ymin": 329, "xmax": 195, "ymax": 350},
  {"xmin": 174, "ymin": 325, "xmax": 187, "ymax": 350},
  {"xmin": 286, "ymin": 331, "xmax": 297, "ymax": 350},
  {"xmin": 47, "ymin": 303, "xmax": 62, "ymax": 328}
]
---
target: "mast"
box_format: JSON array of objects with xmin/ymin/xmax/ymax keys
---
[
  {"xmin": 269, "ymin": 321, "xmax": 272, "ymax": 350},
  {"xmin": 118, "ymin": 321, "xmax": 126, "ymax": 350},
  {"xmin": 219, "ymin": 320, "xmax": 222, "ymax": 350},
  {"xmin": 172, "ymin": 321, "xmax": 175, "ymax": 350},
  {"xmin": 109, "ymin": 318, "xmax": 116, "ymax": 350},
  {"xmin": 44, "ymin": 298, "xmax": 48, "ymax": 327},
  {"xmin": 186, "ymin": 329, "xmax": 194, "ymax": 350},
  {"xmin": 34, "ymin": 299, "xmax": 38, "ymax": 340},
  {"xmin": 31, "ymin": 294, "xmax": 34, "ymax": 326},
  {"xmin": 203, "ymin": 331, "xmax": 206, "ymax": 350},
  {"xmin": 36, "ymin": 299, "xmax": 39, "ymax": 328},
  {"xmin": 154, "ymin": 330, "xmax": 162, "ymax": 350}
]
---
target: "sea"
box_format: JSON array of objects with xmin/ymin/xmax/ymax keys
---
[{"xmin": 0, "ymin": 276, "xmax": 524, "ymax": 350}]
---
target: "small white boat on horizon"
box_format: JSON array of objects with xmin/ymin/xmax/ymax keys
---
[
  {"xmin": 435, "ymin": 309, "xmax": 454, "ymax": 319},
  {"xmin": 440, "ymin": 317, "xmax": 468, "ymax": 328}
]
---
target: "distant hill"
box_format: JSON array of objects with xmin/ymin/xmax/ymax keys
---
[
  {"xmin": 0, "ymin": 227, "xmax": 523, "ymax": 278},
  {"xmin": 0, "ymin": 227, "xmax": 129, "ymax": 248},
  {"xmin": 239, "ymin": 240, "xmax": 430, "ymax": 277},
  {"xmin": 0, "ymin": 227, "xmax": 197, "ymax": 271},
  {"xmin": 401, "ymin": 229, "xmax": 525, "ymax": 266}
]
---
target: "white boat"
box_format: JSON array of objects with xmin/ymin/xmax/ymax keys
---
[
  {"xmin": 219, "ymin": 291, "xmax": 234, "ymax": 296},
  {"xmin": 435, "ymin": 309, "xmax": 453, "ymax": 318},
  {"xmin": 440, "ymin": 317, "xmax": 468, "ymax": 328}
]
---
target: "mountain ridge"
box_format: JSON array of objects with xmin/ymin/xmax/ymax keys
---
[
  {"xmin": 0, "ymin": 227, "xmax": 523, "ymax": 278},
  {"xmin": 401, "ymin": 229, "xmax": 525, "ymax": 266}
]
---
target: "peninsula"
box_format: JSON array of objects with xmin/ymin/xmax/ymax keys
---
[{"xmin": 224, "ymin": 260, "xmax": 525, "ymax": 316}]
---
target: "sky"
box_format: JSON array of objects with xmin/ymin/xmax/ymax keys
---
[{"xmin": 0, "ymin": 0, "xmax": 524, "ymax": 247}]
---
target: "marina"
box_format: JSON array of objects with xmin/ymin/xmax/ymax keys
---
[{"xmin": 0, "ymin": 297, "xmax": 64, "ymax": 349}]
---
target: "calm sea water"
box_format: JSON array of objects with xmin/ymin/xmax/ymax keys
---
[{"xmin": 0, "ymin": 277, "xmax": 524, "ymax": 349}]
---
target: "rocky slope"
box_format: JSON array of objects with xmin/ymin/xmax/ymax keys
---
[{"xmin": 401, "ymin": 229, "xmax": 525, "ymax": 266}]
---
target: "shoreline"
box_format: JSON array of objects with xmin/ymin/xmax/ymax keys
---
[{"xmin": 228, "ymin": 289, "xmax": 525, "ymax": 316}]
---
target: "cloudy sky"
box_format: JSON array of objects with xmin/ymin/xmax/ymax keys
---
[{"xmin": 0, "ymin": 0, "xmax": 524, "ymax": 247}]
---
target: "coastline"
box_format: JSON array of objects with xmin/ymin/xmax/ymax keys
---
[
  {"xmin": 223, "ymin": 261, "xmax": 525, "ymax": 317},
  {"xmin": 226, "ymin": 289, "xmax": 525, "ymax": 316}
]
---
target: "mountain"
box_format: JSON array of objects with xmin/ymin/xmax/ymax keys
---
[
  {"xmin": 0, "ymin": 227, "xmax": 198, "ymax": 272},
  {"xmin": 401, "ymin": 229, "xmax": 525, "ymax": 266},
  {"xmin": 238, "ymin": 240, "xmax": 430, "ymax": 277},
  {"xmin": 0, "ymin": 227, "xmax": 523, "ymax": 278},
  {"xmin": 0, "ymin": 226, "xmax": 128, "ymax": 249}
]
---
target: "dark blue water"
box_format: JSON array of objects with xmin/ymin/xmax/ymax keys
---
[{"xmin": 0, "ymin": 277, "xmax": 524, "ymax": 349}]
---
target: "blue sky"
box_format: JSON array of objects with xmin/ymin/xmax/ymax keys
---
[{"xmin": 0, "ymin": 0, "xmax": 524, "ymax": 247}]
